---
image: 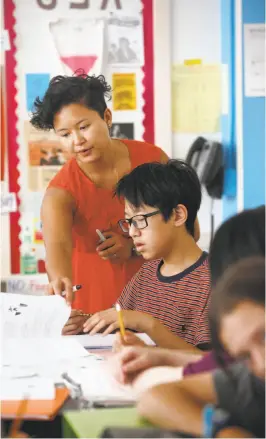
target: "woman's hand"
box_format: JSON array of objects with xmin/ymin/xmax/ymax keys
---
[
  {"xmin": 96, "ymin": 230, "xmax": 133, "ymax": 263},
  {"xmin": 83, "ymin": 308, "xmax": 154, "ymax": 336},
  {"xmin": 47, "ymin": 277, "xmax": 73, "ymax": 305},
  {"xmin": 62, "ymin": 309, "xmax": 88, "ymax": 335}
]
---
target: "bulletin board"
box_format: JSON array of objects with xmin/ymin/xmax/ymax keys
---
[{"xmin": 4, "ymin": 0, "xmax": 154, "ymax": 274}]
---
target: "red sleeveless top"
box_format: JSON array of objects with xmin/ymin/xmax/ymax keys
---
[{"xmin": 48, "ymin": 140, "xmax": 163, "ymax": 313}]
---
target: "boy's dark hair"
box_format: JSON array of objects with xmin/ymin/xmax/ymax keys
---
[
  {"xmin": 30, "ymin": 71, "xmax": 112, "ymax": 131},
  {"xmin": 209, "ymin": 257, "xmax": 265, "ymax": 369},
  {"xmin": 210, "ymin": 205, "xmax": 265, "ymax": 286},
  {"xmin": 116, "ymin": 160, "xmax": 201, "ymax": 236},
  {"xmin": 208, "ymin": 206, "xmax": 265, "ymax": 370}
]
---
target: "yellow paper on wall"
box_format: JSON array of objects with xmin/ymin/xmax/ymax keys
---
[
  {"xmin": 172, "ymin": 64, "xmax": 221, "ymax": 133},
  {"xmin": 112, "ymin": 73, "xmax": 137, "ymax": 111}
]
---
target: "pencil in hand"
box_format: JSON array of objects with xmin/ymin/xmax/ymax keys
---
[{"xmin": 115, "ymin": 303, "xmax": 126, "ymax": 340}]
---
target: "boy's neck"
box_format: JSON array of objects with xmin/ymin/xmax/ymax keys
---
[{"xmin": 160, "ymin": 234, "xmax": 204, "ymax": 277}]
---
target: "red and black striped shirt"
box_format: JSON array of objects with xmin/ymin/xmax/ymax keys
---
[{"xmin": 118, "ymin": 252, "xmax": 211, "ymax": 348}]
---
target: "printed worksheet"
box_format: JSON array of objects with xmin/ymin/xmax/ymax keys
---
[{"xmin": 0, "ymin": 293, "xmax": 71, "ymax": 338}]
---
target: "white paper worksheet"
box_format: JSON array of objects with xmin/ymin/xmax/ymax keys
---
[{"xmin": 0, "ymin": 293, "xmax": 71, "ymax": 338}]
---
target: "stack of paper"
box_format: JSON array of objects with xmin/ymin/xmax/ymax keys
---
[
  {"xmin": 0, "ymin": 293, "xmax": 91, "ymax": 400},
  {"xmin": 0, "ymin": 293, "xmax": 71, "ymax": 338},
  {"xmin": 0, "ymin": 293, "xmax": 136, "ymax": 403}
]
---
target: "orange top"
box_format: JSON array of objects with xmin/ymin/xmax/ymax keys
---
[{"xmin": 48, "ymin": 140, "xmax": 163, "ymax": 313}]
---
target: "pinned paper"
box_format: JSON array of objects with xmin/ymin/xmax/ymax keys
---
[
  {"xmin": 1, "ymin": 193, "xmax": 17, "ymax": 214},
  {"xmin": 0, "ymin": 30, "xmax": 11, "ymax": 52},
  {"xmin": 112, "ymin": 73, "xmax": 137, "ymax": 110},
  {"xmin": 26, "ymin": 73, "xmax": 50, "ymax": 112},
  {"xmin": 172, "ymin": 64, "xmax": 221, "ymax": 133},
  {"xmin": 184, "ymin": 59, "xmax": 202, "ymax": 66},
  {"xmin": 50, "ymin": 18, "xmax": 105, "ymax": 76}
]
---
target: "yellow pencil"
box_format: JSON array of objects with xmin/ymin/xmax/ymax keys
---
[{"xmin": 115, "ymin": 303, "xmax": 126, "ymax": 339}]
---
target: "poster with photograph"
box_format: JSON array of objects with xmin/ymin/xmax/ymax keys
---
[
  {"xmin": 107, "ymin": 16, "xmax": 144, "ymax": 66},
  {"xmin": 25, "ymin": 122, "xmax": 70, "ymax": 191},
  {"xmin": 111, "ymin": 123, "xmax": 134, "ymax": 139},
  {"xmin": 112, "ymin": 73, "xmax": 137, "ymax": 110}
]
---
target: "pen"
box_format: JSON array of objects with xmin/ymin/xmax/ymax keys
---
[
  {"xmin": 96, "ymin": 229, "xmax": 106, "ymax": 242},
  {"xmin": 202, "ymin": 404, "xmax": 214, "ymax": 438},
  {"xmin": 62, "ymin": 284, "xmax": 82, "ymax": 297},
  {"xmin": 115, "ymin": 303, "xmax": 126, "ymax": 339}
]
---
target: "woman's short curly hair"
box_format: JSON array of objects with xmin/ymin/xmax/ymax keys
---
[{"xmin": 30, "ymin": 70, "xmax": 112, "ymax": 131}]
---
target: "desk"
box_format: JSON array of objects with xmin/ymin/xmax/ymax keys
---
[{"xmin": 63, "ymin": 407, "xmax": 151, "ymax": 438}]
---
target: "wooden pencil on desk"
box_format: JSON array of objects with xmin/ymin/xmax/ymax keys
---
[
  {"xmin": 8, "ymin": 396, "xmax": 29, "ymax": 438},
  {"xmin": 115, "ymin": 303, "xmax": 126, "ymax": 339}
]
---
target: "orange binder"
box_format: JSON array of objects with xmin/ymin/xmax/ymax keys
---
[{"xmin": 1, "ymin": 388, "xmax": 70, "ymax": 420}]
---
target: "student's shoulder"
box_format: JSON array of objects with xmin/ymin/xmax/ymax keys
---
[{"xmin": 134, "ymin": 259, "xmax": 161, "ymax": 279}]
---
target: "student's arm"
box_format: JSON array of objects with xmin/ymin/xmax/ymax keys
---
[
  {"xmin": 84, "ymin": 308, "xmax": 201, "ymax": 352},
  {"xmin": 137, "ymin": 372, "xmax": 217, "ymax": 437},
  {"xmin": 41, "ymin": 187, "xmax": 75, "ymax": 303},
  {"xmin": 146, "ymin": 318, "xmax": 201, "ymax": 353},
  {"xmin": 215, "ymin": 427, "xmax": 255, "ymax": 438}
]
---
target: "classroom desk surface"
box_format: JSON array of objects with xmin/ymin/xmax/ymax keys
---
[{"xmin": 63, "ymin": 407, "xmax": 151, "ymax": 438}]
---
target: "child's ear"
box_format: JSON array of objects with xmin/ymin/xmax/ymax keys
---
[{"xmin": 173, "ymin": 204, "xmax": 188, "ymax": 227}]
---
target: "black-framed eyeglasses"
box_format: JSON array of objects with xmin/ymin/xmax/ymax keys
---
[{"xmin": 118, "ymin": 210, "xmax": 161, "ymax": 233}]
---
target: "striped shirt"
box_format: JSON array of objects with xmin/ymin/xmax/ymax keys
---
[{"xmin": 118, "ymin": 252, "xmax": 211, "ymax": 348}]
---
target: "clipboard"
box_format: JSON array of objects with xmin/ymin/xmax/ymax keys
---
[{"xmin": 1, "ymin": 388, "xmax": 70, "ymax": 420}]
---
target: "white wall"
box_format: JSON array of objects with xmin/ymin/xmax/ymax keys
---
[{"xmin": 171, "ymin": 0, "xmax": 223, "ymax": 249}]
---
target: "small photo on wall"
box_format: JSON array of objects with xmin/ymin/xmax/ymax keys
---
[{"xmin": 111, "ymin": 123, "xmax": 134, "ymax": 140}]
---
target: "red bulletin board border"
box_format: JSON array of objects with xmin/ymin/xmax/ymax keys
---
[
  {"xmin": 4, "ymin": 0, "xmax": 155, "ymax": 274},
  {"xmin": 4, "ymin": 0, "xmax": 21, "ymax": 274}
]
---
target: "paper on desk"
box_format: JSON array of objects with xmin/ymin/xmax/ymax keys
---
[
  {"xmin": 68, "ymin": 361, "xmax": 135, "ymax": 402},
  {"xmin": 0, "ymin": 293, "xmax": 70, "ymax": 338},
  {"xmin": 1, "ymin": 337, "xmax": 89, "ymax": 367},
  {"xmin": 1, "ymin": 377, "xmax": 55, "ymax": 401},
  {"xmin": 69, "ymin": 333, "xmax": 155, "ymax": 349}
]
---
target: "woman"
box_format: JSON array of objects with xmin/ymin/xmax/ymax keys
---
[
  {"xmin": 30, "ymin": 72, "xmax": 170, "ymax": 334},
  {"xmin": 138, "ymin": 257, "xmax": 265, "ymax": 438},
  {"xmin": 111, "ymin": 206, "xmax": 265, "ymax": 389}
]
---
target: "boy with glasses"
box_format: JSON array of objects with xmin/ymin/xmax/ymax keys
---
[{"xmin": 83, "ymin": 160, "xmax": 211, "ymax": 352}]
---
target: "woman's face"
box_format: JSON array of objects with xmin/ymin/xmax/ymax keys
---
[
  {"xmin": 220, "ymin": 300, "xmax": 265, "ymax": 379},
  {"xmin": 53, "ymin": 103, "xmax": 112, "ymax": 164}
]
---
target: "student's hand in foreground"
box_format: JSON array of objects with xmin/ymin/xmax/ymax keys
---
[
  {"xmin": 62, "ymin": 309, "xmax": 87, "ymax": 335},
  {"xmin": 83, "ymin": 308, "xmax": 154, "ymax": 336},
  {"xmin": 112, "ymin": 331, "xmax": 147, "ymax": 353},
  {"xmin": 113, "ymin": 346, "xmax": 173, "ymax": 384},
  {"xmin": 215, "ymin": 427, "xmax": 254, "ymax": 438},
  {"xmin": 47, "ymin": 277, "xmax": 73, "ymax": 305}
]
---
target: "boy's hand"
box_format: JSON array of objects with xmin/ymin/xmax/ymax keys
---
[
  {"xmin": 62, "ymin": 309, "xmax": 87, "ymax": 335},
  {"xmin": 112, "ymin": 331, "xmax": 147, "ymax": 353},
  {"xmin": 83, "ymin": 308, "xmax": 154, "ymax": 336}
]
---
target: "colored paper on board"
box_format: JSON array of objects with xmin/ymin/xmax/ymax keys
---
[
  {"xmin": 112, "ymin": 73, "xmax": 137, "ymax": 111},
  {"xmin": 26, "ymin": 73, "xmax": 50, "ymax": 112},
  {"xmin": 184, "ymin": 59, "xmax": 202, "ymax": 65},
  {"xmin": 172, "ymin": 64, "xmax": 221, "ymax": 133}
]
